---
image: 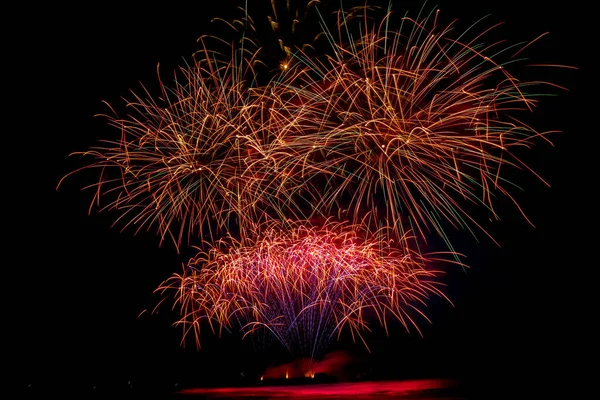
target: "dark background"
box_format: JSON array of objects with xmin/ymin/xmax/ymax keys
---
[{"xmin": 10, "ymin": 0, "xmax": 592, "ymax": 397}]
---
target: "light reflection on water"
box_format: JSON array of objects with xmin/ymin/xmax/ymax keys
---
[
  {"xmin": 173, "ymin": 378, "xmax": 463, "ymax": 399},
  {"xmin": 20, "ymin": 378, "xmax": 466, "ymax": 399}
]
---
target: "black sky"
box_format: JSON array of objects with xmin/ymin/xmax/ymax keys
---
[{"xmin": 10, "ymin": 0, "xmax": 593, "ymax": 397}]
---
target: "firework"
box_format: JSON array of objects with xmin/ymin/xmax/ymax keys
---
[
  {"xmin": 58, "ymin": 36, "xmax": 323, "ymax": 250},
  {"xmin": 57, "ymin": 0, "xmax": 569, "ymax": 365},
  {"xmin": 156, "ymin": 220, "xmax": 460, "ymax": 360},
  {"xmin": 59, "ymin": 2, "xmax": 566, "ymax": 254},
  {"xmin": 272, "ymin": 3, "xmax": 568, "ymax": 249}
]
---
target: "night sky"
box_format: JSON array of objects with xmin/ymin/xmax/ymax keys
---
[{"xmin": 11, "ymin": 0, "xmax": 592, "ymax": 397}]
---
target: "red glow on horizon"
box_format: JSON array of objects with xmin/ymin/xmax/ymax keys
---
[
  {"xmin": 178, "ymin": 378, "xmax": 459, "ymax": 398},
  {"xmin": 262, "ymin": 350, "xmax": 357, "ymax": 380}
]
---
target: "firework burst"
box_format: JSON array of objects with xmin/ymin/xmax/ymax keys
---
[
  {"xmin": 157, "ymin": 220, "xmax": 460, "ymax": 360},
  {"xmin": 274, "ymin": 3, "xmax": 568, "ymax": 249},
  {"xmin": 59, "ymin": 2, "xmax": 567, "ymax": 253},
  {"xmin": 57, "ymin": 36, "xmax": 321, "ymax": 250}
]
